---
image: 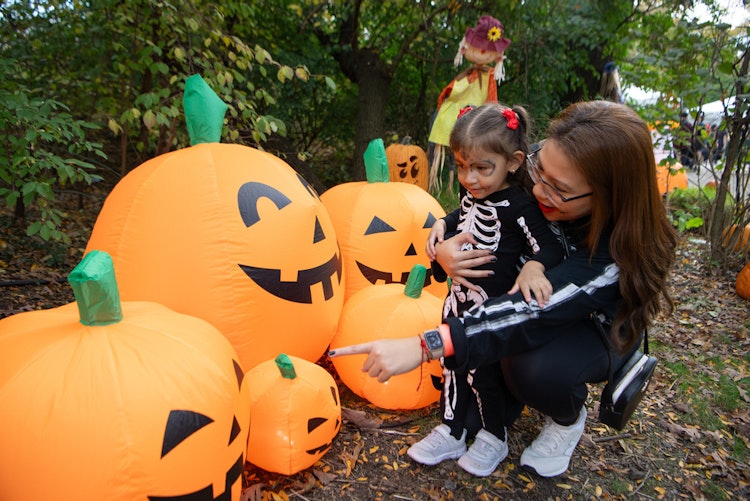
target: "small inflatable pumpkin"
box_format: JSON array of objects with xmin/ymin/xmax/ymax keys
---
[
  {"xmin": 86, "ymin": 75, "xmax": 344, "ymax": 370},
  {"xmin": 330, "ymin": 265, "xmax": 444, "ymax": 410},
  {"xmin": 0, "ymin": 251, "xmax": 251, "ymax": 501},
  {"xmin": 246, "ymin": 354, "xmax": 341, "ymax": 475},
  {"xmin": 386, "ymin": 137, "xmax": 429, "ymax": 190},
  {"xmin": 321, "ymin": 138, "xmax": 446, "ymax": 302}
]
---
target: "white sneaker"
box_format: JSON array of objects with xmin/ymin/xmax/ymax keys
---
[
  {"xmin": 457, "ymin": 428, "xmax": 508, "ymax": 477},
  {"xmin": 520, "ymin": 407, "xmax": 587, "ymax": 477},
  {"xmin": 407, "ymin": 424, "xmax": 467, "ymax": 466}
]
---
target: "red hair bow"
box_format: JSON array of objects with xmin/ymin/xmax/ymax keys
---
[
  {"xmin": 457, "ymin": 105, "xmax": 474, "ymax": 120},
  {"xmin": 502, "ymin": 108, "xmax": 519, "ymax": 130}
]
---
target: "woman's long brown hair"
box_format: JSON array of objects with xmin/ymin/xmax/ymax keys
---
[{"xmin": 547, "ymin": 100, "xmax": 678, "ymax": 353}]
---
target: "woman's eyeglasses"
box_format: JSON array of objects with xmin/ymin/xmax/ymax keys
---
[{"xmin": 526, "ymin": 145, "xmax": 593, "ymax": 204}]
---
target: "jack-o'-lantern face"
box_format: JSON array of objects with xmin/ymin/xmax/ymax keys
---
[
  {"xmin": 386, "ymin": 142, "xmax": 429, "ymax": 190},
  {"xmin": 86, "ymin": 143, "xmax": 345, "ymax": 370},
  {"xmin": 307, "ymin": 384, "xmax": 341, "ymax": 455},
  {"xmin": 321, "ymin": 181, "xmax": 447, "ymax": 301},
  {"xmin": 237, "ymin": 175, "xmax": 342, "ymax": 303},
  {"xmin": 355, "ymin": 211, "xmax": 438, "ymax": 287},
  {"xmin": 150, "ymin": 359, "xmax": 248, "ymax": 501}
]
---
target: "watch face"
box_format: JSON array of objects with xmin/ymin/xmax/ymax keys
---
[{"xmin": 424, "ymin": 330, "xmax": 443, "ymax": 349}]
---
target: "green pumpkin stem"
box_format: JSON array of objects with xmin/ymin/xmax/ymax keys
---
[
  {"xmin": 363, "ymin": 138, "xmax": 390, "ymax": 183},
  {"xmin": 404, "ymin": 264, "xmax": 427, "ymax": 299},
  {"xmin": 68, "ymin": 250, "xmax": 123, "ymax": 326},
  {"xmin": 275, "ymin": 354, "xmax": 297, "ymax": 379},
  {"xmin": 183, "ymin": 74, "xmax": 228, "ymax": 145}
]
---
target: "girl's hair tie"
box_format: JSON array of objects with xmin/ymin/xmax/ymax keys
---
[
  {"xmin": 502, "ymin": 108, "xmax": 519, "ymax": 130},
  {"xmin": 457, "ymin": 105, "xmax": 475, "ymax": 120}
]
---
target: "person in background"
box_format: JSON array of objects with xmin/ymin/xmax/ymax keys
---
[{"xmin": 330, "ymin": 100, "xmax": 678, "ymax": 478}]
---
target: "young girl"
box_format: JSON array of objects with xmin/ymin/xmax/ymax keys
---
[{"xmin": 410, "ymin": 103, "xmax": 565, "ymax": 476}]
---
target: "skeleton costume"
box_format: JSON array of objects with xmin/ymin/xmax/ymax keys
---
[{"xmin": 432, "ymin": 184, "xmax": 564, "ymax": 440}]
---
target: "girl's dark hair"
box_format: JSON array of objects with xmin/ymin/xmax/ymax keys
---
[
  {"xmin": 449, "ymin": 103, "xmax": 533, "ymax": 191},
  {"xmin": 547, "ymin": 100, "xmax": 678, "ymax": 353}
]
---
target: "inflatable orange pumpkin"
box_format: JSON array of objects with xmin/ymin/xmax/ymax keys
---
[
  {"xmin": 246, "ymin": 354, "xmax": 341, "ymax": 475},
  {"xmin": 736, "ymin": 261, "xmax": 750, "ymax": 299},
  {"xmin": 86, "ymin": 75, "xmax": 344, "ymax": 370},
  {"xmin": 330, "ymin": 265, "xmax": 443, "ymax": 410},
  {"xmin": 0, "ymin": 250, "xmax": 251, "ymax": 501},
  {"xmin": 655, "ymin": 162, "xmax": 688, "ymax": 195},
  {"xmin": 386, "ymin": 138, "xmax": 429, "ymax": 190},
  {"xmin": 723, "ymin": 224, "xmax": 750, "ymax": 254},
  {"xmin": 321, "ymin": 138, "xmax": 446, "ymax": 301}
]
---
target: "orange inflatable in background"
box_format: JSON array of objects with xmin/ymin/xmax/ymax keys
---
[
  {"xmin": 86, "ymin": 75, "xmax": 344, "ymax": 370},
  {"xmin": 650, "ymin": 122, "xmax": 688, "ymax": 195},
  {"xmin": 245, "ymin": 354, "xmax": 341, "ymax": 475},
  {"xmin": 656, "ymin": 162, "xmax": 688, "ymax": 195},
  {"xmin": 0, "ymin": 251, "xmax": 251, "ymax": 501},
  {"xmin": 330, "ymin": 265, "xmax": 444, "ymax": 410},
  {"xmin": 321, "ymin": 139, "xmax": 446, "ymax": 302}
]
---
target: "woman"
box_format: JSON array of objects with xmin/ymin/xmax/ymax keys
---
[{"xmin": 329, "ymin": 100, "xmax": 678, "ymax": 478}]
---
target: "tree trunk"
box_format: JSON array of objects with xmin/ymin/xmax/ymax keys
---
[
  {"xmin": 351, "ymin": 48, "xmax": 392, "ymax": 181},
  {"xmin": 709, "ymin": 47, "xmax": 749, "ymax": 262}
]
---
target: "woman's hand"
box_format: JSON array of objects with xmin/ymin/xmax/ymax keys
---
[
  {"xmin": 328, "ymin": 337, "xmax": 423, "ymax": 382},
  {"xmin": 434, "ymin": 232, "xmax": 494, "ymax": 291},
  {"xmin": 426, "ymin": 219, "xmax": 447, "ymax": 260},
  {"xmin": 508, "ymin": 260, "xmax": 552, "ymax": 306}
]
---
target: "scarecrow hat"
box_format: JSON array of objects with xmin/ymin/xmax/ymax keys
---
[{"xmin": 464, "ymin": 15, "xmax": 511, "ymax": 54}]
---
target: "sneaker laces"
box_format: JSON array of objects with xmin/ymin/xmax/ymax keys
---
[
  {"xmin": 422, "ymin": 426, "xmax": 454, "ymax": 451},
  {"xmin": 471, "ymin": 436, "xmax": 500, "ymax": 458},
  {"xmin": 530, "ymin": 418, "xmax": 565, "ymax": 454}
]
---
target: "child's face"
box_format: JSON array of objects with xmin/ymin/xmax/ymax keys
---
[{"xmin": 454, "ymin": 148, "xmax": 520, "ymax": 200}]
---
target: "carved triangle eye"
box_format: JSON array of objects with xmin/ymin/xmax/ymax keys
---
[
  {"xmin": 161, "ymin": 410, "xmax": 214, "ymax": 457},
  {"xmin": 365, "ymin": 216, "xmax": 396, "ymax": 235},
  {"xmin": 423, "ymin": 212, "xmax": 438, "ymax": 229}
]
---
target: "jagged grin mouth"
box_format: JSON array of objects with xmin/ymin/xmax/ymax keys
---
[
  {"xmin": 238, "ymin": 251, "xmax": 343, "ymax": 303},
  {"xmin": 356, "ymin": 261, "xmax": 435, "ymax": 287}
]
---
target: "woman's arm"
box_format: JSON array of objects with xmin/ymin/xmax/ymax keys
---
[
  {"xmin": 432, "ymin": 232, "xmax": 494, "ymax": 290},
  {"xmin": 330, "ymin": 243, "xmax": 620, "ymax": 379},
  {"xmin": 446, "ymin": 246, "xmax": 620, "ymax": 372}
]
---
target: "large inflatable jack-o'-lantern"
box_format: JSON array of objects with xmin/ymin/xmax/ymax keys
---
[
  {"xmin": 85, "ymin": 75, "xmax": 344, "ymax": 370},
  {"xmin": 0, "ymin": 251, "xmax": 251, "ymax": 501},
  {"xmin": 321, "ymin": 138, "xmax": 446, "ymax": 302}
]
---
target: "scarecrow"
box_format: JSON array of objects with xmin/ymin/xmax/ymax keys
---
[{"xmin": 428, "ymin": 15, "xmax": 511, "ymax": 191}]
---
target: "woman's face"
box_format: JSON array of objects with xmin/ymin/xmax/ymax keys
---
[{"xmin": 531, "ymin": 140, "xmax": 593, "ymax": 222}]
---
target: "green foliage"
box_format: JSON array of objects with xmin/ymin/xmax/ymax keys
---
[
  {"xmin": 0, "ymin": 59, "xmax": 104, "ymax": 243},
  {"xmin": 667, "ymin": 187, "xmax": 709, "ymax": 232}
]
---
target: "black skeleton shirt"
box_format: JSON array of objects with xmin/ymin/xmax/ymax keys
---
[{"xmin": 432, "ymin": 185, "xmax": 565, "ymax": 318}]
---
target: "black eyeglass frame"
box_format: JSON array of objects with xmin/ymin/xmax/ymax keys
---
[{"xmin": 525, "ymin": 143, "xmax": 593, "ymax": 203}]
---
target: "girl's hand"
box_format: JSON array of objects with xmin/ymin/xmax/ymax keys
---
[
  {"xmin": 426, "ymin": 219, "xmax": 447, "ymax": 260},
  {"xmin": 434, "ymin": 232, "xmax": 494, "ymax": 291},
  {"xmin": 328, "ymin": 337, "xmax": 423, "ymax": 382},
  {"xmin": 508, "ymin": 260, "xmax": 553, "ymax": 306}
]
